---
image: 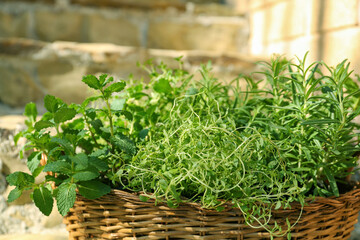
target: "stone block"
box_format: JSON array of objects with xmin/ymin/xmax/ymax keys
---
[
  {"xmin": 249, "ymin": 9, "xmax": 267, "ymax": 55},
  {"xmin": 36, "ymin": 60, "xmax": 89, "ymax": 104},
  {"xmin": 311, "ymin": 0, "xmax": 359, "ymax": 32},
  {"xmin": 87, "ymin": 13, "xmax": 141, "ymax": 46},
  {"xmin": 261, "ymin": 35, "xmax": 319, "ymax": 63},
  {"xmin": 34, "ymin": 10, "xmax": 84, "ymax": 42},
  {"xmin": 249, "ymin": 0, "xmax": 265, "ymax": 10},
  {"xmin": 265, "ymin": 0, "xmax": 307, "ymax": 42},
  {"xmin": 321, "ymin": 27, "xmax": 360, "ymax": 71},
  {"xmin": 148, "ymin": 17, "xmax": 248, "ymax": 52},
  {"xmin": 0, "ymin": 11, "xmax": 28, "ymax": 38},
  {"xmin": 0, "ymin": 59, "xmax": 44, "ymax": 107}
]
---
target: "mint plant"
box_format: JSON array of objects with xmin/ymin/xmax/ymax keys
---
[{"xmin": 6, "ymin": 55, "xmax": 360, "ymax": 238}]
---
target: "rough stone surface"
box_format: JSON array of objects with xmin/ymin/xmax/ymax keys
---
[
  {"xmin": 148, "ymin": 16, "xmax": 248, "ymax": 52},
  {"xmin": 0, "ymin": 59, "xmax": 44, "ymax": 107},
  {"xmin": 0, "ymin": 11, "xmax": 28, "ymax": 38},
  {"xmin": 88, "ymin": 13, "xmax": 141, "ymax": 46},
  {"xmin": 0, "ymin": 38, "xmax": 260, "ymax": 108},
  {"xmin": 34, "ymin": 9, "xmax": 84, "ymax": 42},
  {"xmin": 0, "ymin": 202, "xmax": 67, "ymax": 235},
  {"xmin": 0, "ymin": 2, "xmax": 248, "ymax": 52}
]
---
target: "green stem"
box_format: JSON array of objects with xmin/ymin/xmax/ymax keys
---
[
  {"xmin": 105, "ymin": 99, "xmax": 114, "ymax": 137},
  {"xmin": 83, "ymin": 114, "xmax": 100, "ymax": 147},
  {"xmin": 100, "ymin": 88, "xmax": 114, "ymax": 137}
]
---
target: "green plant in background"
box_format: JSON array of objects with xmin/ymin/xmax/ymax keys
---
[{"xmin": 5, "ymin": 54, "xmax": 360, "ymax": 238}]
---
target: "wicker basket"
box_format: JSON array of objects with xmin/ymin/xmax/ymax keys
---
[{"xmin": 63, "ymin": 188, "xmax": 360, "ymax": 240}]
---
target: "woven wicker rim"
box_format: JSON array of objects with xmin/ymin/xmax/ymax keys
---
[{"xmin": 84, "ymin": 187, "xmax": 360, "ymax": 213}]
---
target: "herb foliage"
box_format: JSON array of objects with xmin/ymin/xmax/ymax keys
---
[{"xmin": 6, "ymin": 55, "xmax": 360, "ymax": 237}]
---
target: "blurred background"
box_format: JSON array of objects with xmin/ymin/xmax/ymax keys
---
[{"xmin": 0, "ymin": 0, "xmax": 360, "ymax": 239}]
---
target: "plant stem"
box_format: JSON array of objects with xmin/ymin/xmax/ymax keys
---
[{"xmin": 83, "ymin": 114, "xmax": 100, "ymax": 147}]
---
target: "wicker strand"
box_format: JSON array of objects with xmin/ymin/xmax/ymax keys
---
[{"xmin": 64, "ymin": 188, "xmax": 360, "ymax": 239}]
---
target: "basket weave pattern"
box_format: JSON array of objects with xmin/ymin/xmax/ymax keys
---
[{"xmin": 64, "ymin": 188, "xmax": 360, "ymax": 239}]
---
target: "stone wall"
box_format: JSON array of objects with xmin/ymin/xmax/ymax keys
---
[
  {"xmin": 236, "ymin": 0, "xmax": 360, "ymax": 74},
  {"xmin": 0, "ymin": 38, "xmax": 261, "ymax": 108},
  {"xmin": 0, "ymin": 1, "xmax": 248, "ymax": 52}
]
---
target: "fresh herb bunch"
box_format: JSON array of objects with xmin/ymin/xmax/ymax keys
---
[{"xmin": 5, "ymin": 55, "xmax": 360, "ymax": 237}]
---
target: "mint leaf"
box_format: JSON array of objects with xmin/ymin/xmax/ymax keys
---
[
  {"xmin": 27, "ymin": 152, "xmax": 41, "ymax": 174},
  {"xmin": 54, "ymin": 107, "xmax": 77, "ymax": 124},
  {"xmin": 82, "ymin": 75, "xmax": 101, "ymax": 90},
  {"xmin": 110, "ymin": 99, "xmax": 126, "ymax": 111},
  {"xmin": 24, "ymin": 102, "xmax": 37, "ymax": 120},
  {"xmin": 33, "ymin": 186, "xmax": 53, "ymax": 216},
  {"xmin": 51, "ymin": 138, "xmax": 74, "ymax": 155},
  {"xmin": 139, "ymin": 128, "xmax": 149, "ymax": 139},
  {"xmin": 77, "ymin": 180, "xmax": 111, "ymax": 199},
  {"xmin": 34, "ymin": 120, "xmax": 55, "ymax": 131},
  {"xmin": 102, "ymin": 75, "xmax": 114, "ymax": 86},
  {"xmin": 44, "ymin": 95, "xmax": 59, "ymax": 113},
  {"xmin": 98, "ymin": 74, "xmax": 108, "ymax": 86},
  {"xmin": 56, "ymin": 182, "xmax": 77, "ymax": 216},
  {"xmin": 6, "ymin": 172, "xmax": 35, "ymax": 188},
  {"xmin": 7, "ymin": 187, "xmax": 22, "ymax": 203},
  {"xmin": 104, "ymin": 81, "xmax": 126, "ymax": 98},
  {"xmin": 81, "ymin": 96, "xmax": 102, "ymax": 108},
  {"xmin": 72, "ymin": 169, "xmax": 99, "ymax": 181},
  {"xmin": 153, "ymin": 78, "xmax": 172, "ymax": 93},
  {"xmin": 69, "ymin": 153, "xmax": 88, "ymax": 168},
  {"xmin": 43, "ymin": 161, "xmax": 72, "ymax": 175},
  {"xmin": 88, "ymin": 157, "xmax": 109, "ymax": 171},
  {"xmin": 110, "ymin": 134, "xmax": 136, "ymax": 155}
]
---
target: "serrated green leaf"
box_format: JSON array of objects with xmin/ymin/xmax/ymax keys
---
[
  {"xmin": 43, "ymin": 161, "xmax": 72, "ymax": 175},
  {"xmin": 90, "ymin": 119, "xmax": 103, "ymax": 134},
  {"xmin": 34, "ymin": 120, "xmax": 55, "ymax": 131},
  {"xmin": 6, "ymin": 172, "xmax": 35, "ymax": 188},
  {"xmin": 98, "ymin": 74, "xmax": 108, "ymax": 86},
  {"xmin": 24, "ymin": 102, "xmax": 37, "ymax": 120},
  {"xmin": 56, "ymin": 182, "xmax": 77, "ymax": 216},
  {"xmin": 69, "ymin": 153, "xmax": 88, "ymax": 168},
  {"xmin": 27, "ymin": 151, "xmax": 42, "ymax": 174},
  {"xmin": 103, "ymin": 75, "xmax": 114, "ymax": 86},
  {"xmin": 81, "ymin": 96, "xmax": 102, "ymax": 108},
  {"xmin": 32, "ymin": 165, "xmax": 45, "ymax": 178},
  {"xmin": 50, "ymin": 138, "xmax": 74, "ymax": 155},
  {"xmin": 77, "ymin": 180, "xmax": 111, "ymax": 199},
  {"xmin": 54, "ymin": 107, "xmax": 77, "ymax": 124},
  {"xmin": 110, "ymin": 98, "xmax": 126, "ymax": 111},
  {"xmin": 33, "ymin": 186, "xmax": 53, "ymax": 216},
  {"xmin": 7, "ymin": 187, "xmax": 22, "ymax": 203},
  {"xmin": 88, "ymin": 157, "xmax": 109, "ymax": 171},
  {"xmin": 104, "ymin": 81, "xmax": 126, "ymax": 98},
  {"xmin": 44, "ymin": 95, "xmax": 58, "ymax": 113},
  {"xmin": 72, "ymin": 166, "xmax": 99, "ymax": 181},
  {"xmin": 110, "ymin": 134, "xmax": 136, "ymax": 155},
  {"xmin": 153, "ymin": 78, "xmax": 172, "ymax": 93},
  {"xmin": 82, "ymin": 75, "xmax": 101, "ymax": 90},
  {"xmin": 122, "ymin": 110, "xmax": 133, "ymax": 120},
  {"xmin": 139, "ymin": 128, "xmax": 149, "ymax": 139}
]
